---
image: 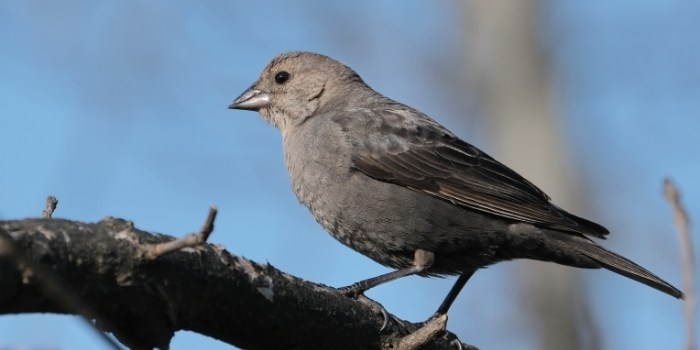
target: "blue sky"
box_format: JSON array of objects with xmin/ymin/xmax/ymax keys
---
[{"xmin": 1, "ymin": 2, "xmax": 698, "ymax": 349}]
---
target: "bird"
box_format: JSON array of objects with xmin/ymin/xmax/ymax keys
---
[{"xmin": 228, "ymin": 51, "xmax": 683, "ymax": 322}]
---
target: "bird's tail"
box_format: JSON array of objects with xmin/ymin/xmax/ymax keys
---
[{"xmin": 571, "ymin": 237, "xmax": 683, "ymax": 299}]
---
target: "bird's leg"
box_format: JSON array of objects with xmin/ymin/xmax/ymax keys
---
[
  {"xmin": 430, "ymin": 270, "xmax": 475, "ymax": 319},
  {"xmin": 338, "ymin": 249, "xmax": 435, "ymax": 296},
  {"xmin": 338, "ymin": 249, "xmax": 435, "ymax": 333}
]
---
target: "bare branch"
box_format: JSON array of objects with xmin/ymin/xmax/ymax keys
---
[
  {"xmin": 397, "ymin": 314, "xmax": 447, "ymax": 350},
  {"xmin": 0, "ymin": 226, "xmax": 124, "ymax": 350},
  {"xmin": 0, "ymin": 218, "xmax": 474, "ymax": 350},
  {"xmin": 42, "ymin": 195, "xmax": 58, "ymax": 218},
  {"xmin": 663, "ymin": 178, "xmax": 696, "ymax": 350}
]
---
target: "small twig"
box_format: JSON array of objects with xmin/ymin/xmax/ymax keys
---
[
  {"xmin": 0, "ymin": 227, "xmax": 124, "ymax": 350},
  {"xmin": 42, "ymin": 195, "xmax": 58, "ymax": 218},
  {"xmin": 396, "ymin": 314, "xmax": 448, "ymax": 350},
  {"xmin": 663, "ymin": 178, "xmax": 696, "ymax": 350},
  {"xmin": 145, "ymin": 205, "xmax": 218, "ymax": 260}
]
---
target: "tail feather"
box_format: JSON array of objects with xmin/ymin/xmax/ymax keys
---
[{"xmin": 574, "ymin": 239, "xmax": 683, "ymax": 299}]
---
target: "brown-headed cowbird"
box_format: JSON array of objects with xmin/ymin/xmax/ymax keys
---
[{"xmin": 229, "ymin": 51, "xmax": 682, "ymax": 321}]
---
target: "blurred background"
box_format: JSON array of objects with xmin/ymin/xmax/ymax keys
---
[{"xmin": 1, "ymin": 1, "xmax": 698, "ymax": 349}]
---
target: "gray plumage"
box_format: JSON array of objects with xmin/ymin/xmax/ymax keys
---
[{"xmin": 229, "ymin": 51, "xmax": 682, "ymax": 310}]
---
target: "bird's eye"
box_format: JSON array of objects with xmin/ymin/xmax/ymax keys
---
[{"xmin": 274, "ymin": 71, "xmax": 290, "ymax": 84}]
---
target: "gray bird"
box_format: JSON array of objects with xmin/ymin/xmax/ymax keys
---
[{"xmin": 229, "ymin": 51, "xmax": 682, "ymax": 320}]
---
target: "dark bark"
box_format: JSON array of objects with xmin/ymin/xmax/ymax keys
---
[{"xmin": 0, "ymin": 218, "xmax": 474, "ymax": 350}]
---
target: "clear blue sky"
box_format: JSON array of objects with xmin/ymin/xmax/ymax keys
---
[{"xmin": 1, "ymin": 1, "xmax": 698, "ymax": 349}]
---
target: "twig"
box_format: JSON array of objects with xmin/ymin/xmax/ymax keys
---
[
  {"xmin": 144, "ymin": 205, "xmax": 218, "ymax": 260},
  {"xmin": 0, "ymin": 226, "xmax": 124, "ymax": 350},
  {"xmin": 42, "ymin": 196, "xmax": 58, "ymax": 218},
  {"xmin": 663, "ymin": 178, "xmax": 696, "ymax": 350},
  {"xmin": 396, "ymin": 314, "xmax": 448, "ymax": 350}
]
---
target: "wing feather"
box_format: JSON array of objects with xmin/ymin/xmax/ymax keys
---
[{"xmin": 340, "ymin": 108, "xmax": 609, "ymax": 238}]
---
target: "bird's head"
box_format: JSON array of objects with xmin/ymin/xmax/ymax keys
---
[{"xmin": 229, "ymin": 51, "xmax": 366, "ymax": 131}]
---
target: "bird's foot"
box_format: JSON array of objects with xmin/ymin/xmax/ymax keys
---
[
  {"xmin": 355, "ymin": 294, "xmax": 394, "ymax": 332},
  {"xmin": 447, "ymin": 334, "xmax": 466, "ymax": 350},
  {"xmin": 337, "ymin": 287, "xmax": 405, "ymax": 333}
]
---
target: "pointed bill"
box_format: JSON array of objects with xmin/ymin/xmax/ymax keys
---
[{"xmin": 229, "ymin": 85, "xmax": 271, "ymax": 111}]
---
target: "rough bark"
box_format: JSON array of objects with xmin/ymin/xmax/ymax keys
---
[{"xmin": 0, "ymin": 218, "xmax": 474, "ymax": 350}]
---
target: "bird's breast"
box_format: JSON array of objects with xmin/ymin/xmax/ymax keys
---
[{"xmin": 282, "ymin": 118, "xmax": 353, "ymax": 219}]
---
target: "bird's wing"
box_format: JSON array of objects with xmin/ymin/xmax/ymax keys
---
[{"xmin": 337, "ymin": 108, "xmax": 609, "ymax": 238}]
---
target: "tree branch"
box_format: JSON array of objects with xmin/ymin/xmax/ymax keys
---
[
  {"xmin": 664, "ymin": 178, "xmax": 696, "ymax": 350},
  {"xmin": 42, "ymin": 195, "xmax": 58, "ymax": 218},
  {"xmin": 0, "ymin": 218, "xmax": 474, "ymax": 350}
]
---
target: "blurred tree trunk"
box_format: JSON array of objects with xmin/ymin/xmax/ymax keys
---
[{"xmin": 461, "ymin": 1, "xmax": 600, "ymax": 349}]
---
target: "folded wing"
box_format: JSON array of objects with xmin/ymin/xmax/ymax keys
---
[{"xmin": 340, "ymin": 108, "xmax": 609, "ymax": 238}]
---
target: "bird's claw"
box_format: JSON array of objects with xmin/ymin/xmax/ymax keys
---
[
  {"xmin": 447, "ymin": 334, "xmax": 465, "ymax": 350},
  {"xmin": 354, "ymin": 294, "xmax": 393, "ymax": 333}
]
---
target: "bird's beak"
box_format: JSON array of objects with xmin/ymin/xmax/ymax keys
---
[{"xmin": 229, "ymin": 85, "xmax": 271, "ymax": 111}]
